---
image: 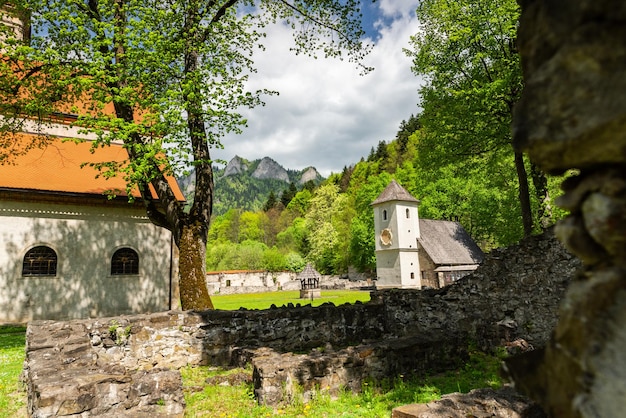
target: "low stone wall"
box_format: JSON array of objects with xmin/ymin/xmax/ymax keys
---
[
  {"xmin": 205, "ymin": 270, "xmax": 372, "ymax": 295},
  {"xmin": 24, "ymin": 229, "xmax": 579, "ymax": 415}
]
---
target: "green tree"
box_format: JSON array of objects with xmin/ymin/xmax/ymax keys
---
[
  {"xmin": 286, "ymin": 189, "xmax": 312, "ymax": 216},
  {"xmin": 280, "ymin": 182, "xmax": 298, "ymax": 207},
  {"xmin": 348, "ymin": 171, "xmax": 391, "ymax": 272},
  {"xmin": 263, "ymin": 191, "xmax": 278, "ymax": 212},
  {"xmin": 238, "ymin": 211, "xmax": 265, "ymax": 243},
  {"xmin": 406, "ymin": 0, "xmax": 551, "ymax": 237},
  {"xmin": 262, "ymin": 246, "xmax": 285, "ymax": 272},
  {"xmin": 304, "ymin": 183, "xmax": 351, "ymax": 274},
  {"xmin": 1, "ymin": 0, "xmax": 371, "ymax": 309}
]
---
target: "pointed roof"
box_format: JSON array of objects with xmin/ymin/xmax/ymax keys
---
[
  {"xmin": 371, "ymin": 180, "xmax": 419, "ymax": 205},
  {"xmin": 418, "ymin": 219, "xmax": 483, "ymax": 266},
  {"xmin": 297, "ymin": 263, "xmax": 321, "ymax": 280}
]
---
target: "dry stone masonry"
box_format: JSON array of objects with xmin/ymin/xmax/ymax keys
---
[
  {"xmin": 511, "ymin": 0, "xmax": 626, "ymax": 416},
  {"xmin": 23, "ymin": 229, "xmax": 578, "ymax": 416}
]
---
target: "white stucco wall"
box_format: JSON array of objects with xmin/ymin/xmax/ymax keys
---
[
  {"xmin": 373, "ymin": 200, "xmax": 421, "ymax": 289},
  {"xmin": 0, "ymin": 198, "xmax": 174, "ymax": 322}
]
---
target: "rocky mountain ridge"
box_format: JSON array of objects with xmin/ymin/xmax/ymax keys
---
[
  {"xmin": 222, "ymin": 155, "xmax": 321, "ymax": 184},
  {"xmin": 177, "ymin": 155, "xmax": 324, "ymax": 215}
]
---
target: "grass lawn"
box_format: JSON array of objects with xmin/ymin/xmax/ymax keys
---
[
  {"xmin": 211, "ymin": 290, "xmax": 371, "ymax": 311},
  {"xmin": 0, "ymin": 325, "xmax": 27, "ymax": 418}
]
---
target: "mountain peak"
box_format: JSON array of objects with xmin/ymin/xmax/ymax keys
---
[
  {"xmin": 250, "ymin": 157, "xmax": 290, "ymax": 182},
  {"xmin": 300, "ymin": 166, "xmax": 321, "ymax": 185},
  {"xmin": 223, "ymin": 155, "xmax": 248, "ymax": 177}
]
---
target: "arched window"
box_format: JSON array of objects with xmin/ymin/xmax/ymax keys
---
[
  {"xmin": 23, "ymin": 246, "xmax": 57, "ymax": 276},
  {"xmin": 383, "ymin": 209, "xmax": 387, "ymax": 221},
  {"xmin": 406, "ymin": 208, "xmax": 410, "ymax": 218},
  {"xmin": 111, "ymin": 248, "xmax": 139, "ymax": 275}
]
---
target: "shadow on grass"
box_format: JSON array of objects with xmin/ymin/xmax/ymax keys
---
[{"xmin": 0, "ymin": 325, "xmax": 27, "ymax": 349}]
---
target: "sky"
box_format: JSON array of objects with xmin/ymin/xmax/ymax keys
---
[{"xmin": 212, "ymin": 0, "xmax": 423, "ymax": 177}]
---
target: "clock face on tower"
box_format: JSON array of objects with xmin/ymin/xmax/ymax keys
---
[{"xmin": 380, "ymin": 228, "xmax": 392, "ymax": 246}]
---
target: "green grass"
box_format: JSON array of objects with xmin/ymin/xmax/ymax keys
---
[
  {"xmin": 181, "ymin": 349, "xmax": 504, "ymax": 417},
  {"xmin": 0, "ymin": 325, "xmax": 27, "ymax": 418},
  {"xmin": 211, "ymin": 290, "xmax": 371, "ymax": 311}
]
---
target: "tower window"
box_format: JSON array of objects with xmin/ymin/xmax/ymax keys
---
[
  {"xmin": 111, "ymin": 248, "xmax": 139, "ymax": 275},
  {"xmin": 383, "ymin": 210, "xmax": 387, "ymax": 221},
  {"xmin": 23, "ymin": 246, "xmax": 57, "ymax": 276},
  {"xmin": 406, "ymin": 208, "xmax": 410, "ymax": 218}
]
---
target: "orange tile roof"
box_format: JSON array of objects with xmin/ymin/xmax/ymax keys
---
[{"xmin": 0, "ymin": 133, "xmax": 185, "ymax": 201}]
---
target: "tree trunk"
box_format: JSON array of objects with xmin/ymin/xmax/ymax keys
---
[
  {"xmin": 530, "ymin": 162, "xmax": 552, "ymax": 230},
  {"xmin": 514, "ymin": 150, "xmax": 533, "ymax": 237},
  {"xmin": 178, "ymin": 221, "xmax": 214, "ymax": 310}
]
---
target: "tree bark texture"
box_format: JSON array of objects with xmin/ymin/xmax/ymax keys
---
[
  {"xmin": 530, "ymin": 162, "xmax": 552, "ymax": 230},
  {"xmin": 514, "ymin": 150, "xmax": 533, "ymax": 237},
  {"xmin": 178, "ymin": 222, "xmax": 214, "ymax": 310}
]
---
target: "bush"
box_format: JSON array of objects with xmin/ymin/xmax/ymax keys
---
[
  {"xmin": 285, "ymin": 252, "xmax": 306, "ymax": 272},
  {"xmin": 262, "ymin": 246, "xmax": 286, "ymax": 272}
]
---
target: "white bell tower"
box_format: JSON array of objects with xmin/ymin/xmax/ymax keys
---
[{"xmin": 371, "ymin": 180, "xmax": 421, "ymax": 289}]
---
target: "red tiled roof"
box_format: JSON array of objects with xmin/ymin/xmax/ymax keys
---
[{"xmin": 0, "ymin": 133, "xmax": 185, "ymax": 201}]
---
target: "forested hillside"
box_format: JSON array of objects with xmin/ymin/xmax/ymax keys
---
[{"xmin": 204, "ymin": 0, "xmax": 569, "ymax": 275}]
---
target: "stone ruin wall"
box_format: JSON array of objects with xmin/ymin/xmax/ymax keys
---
[
  {"xmin": 509, "ymin": 1, "xmax": 626, "ymax": 416},
  {"xmin": 24, "ymin": 229, "xmax": 579, "ymax": 416}
]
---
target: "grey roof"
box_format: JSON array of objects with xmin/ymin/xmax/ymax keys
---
[
  {"xmin": 371, "ymin": 180, "xmax": 420, "ymax": 205},
  {"xmin": 297, "ymin": 263, "xmax": 321, "ymax": 279},
  {"xmin": 418, "ymin": 219, "xmax": 484, "ymax": 266}
]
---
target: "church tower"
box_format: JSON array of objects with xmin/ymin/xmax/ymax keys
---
[{"xmin": 371, "ymin": 180, "xmax": 421, "ymax": 289}]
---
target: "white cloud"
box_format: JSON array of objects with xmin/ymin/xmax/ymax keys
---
[
  {"xmin": 213, "ymin": 4, "xmax": 423, "ymax": 177},
  {"xmin": 379, "ymin": 0, "xmax": 420, "ymax": 18}
]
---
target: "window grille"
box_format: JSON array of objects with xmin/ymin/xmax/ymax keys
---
[
  {"xmin": 23, "ymin": 246, "xmax": 57, "ymax": 276},
  {"xmin": 111, "ymin": 248, "xmax": 139, "ymax": 275}
]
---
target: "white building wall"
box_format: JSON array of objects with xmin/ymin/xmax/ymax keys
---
[
  {"xmin": 374, "ymin": 250, "xmax": 401, "ymax": 288},
  {"xmin": 395, "ymin": 203, "xmax": 420, "ymax": 249},
  {"xmin": 373, "ymin": 199, "xmax": 421, "ymax": 289},
  {"xmin": 398, "ymin": 251, "xmax": 421, "ymax": 288},
  {"xmin": 0, "ymin": 199, "xmax": 174, "ymax": 322}
]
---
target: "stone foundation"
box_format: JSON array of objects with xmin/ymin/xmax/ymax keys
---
[
  {"xmin": 23, "ymin": 229, "xmax": 578, "ymax": 415},
  {"xmin": 252, "ymin": 334, "xmax": 468, "ymax": 405}
]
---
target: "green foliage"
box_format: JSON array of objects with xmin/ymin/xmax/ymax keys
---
[
  {"xmin": 287, "ymin": 189, "xmax": 313, "ymax": 217},
  {"xmin": 405, "ymin": 0, "xmax": 553, "ymax": 238},
  {"xmin": 262, "ymin": 246, "xmax": 286, "ymax": 272},
  {"xmin": 0, "ymin": 326, "xmax": 27, "ymax": 417},
  {"xmin": 304, "ymin": 183, "xmax": 353, "ymax": 274},
  {"xmin": 213, "ymin": 173, "xmax": 296, "ymax": 216},
  {"xmin": 285, "ymin": 252, "xmax": 307, "ymax": 272}
]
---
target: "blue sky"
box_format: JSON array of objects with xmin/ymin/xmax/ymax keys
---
[{"xmin": 214, "ymin": 0, "xmax": 423, "ymax": 177}]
